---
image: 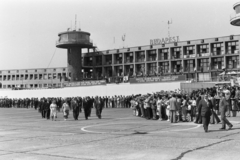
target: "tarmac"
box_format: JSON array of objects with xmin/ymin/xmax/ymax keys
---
[{"xmin": 0, "ymin": 108, "xmax": 240, "ymax": 160}]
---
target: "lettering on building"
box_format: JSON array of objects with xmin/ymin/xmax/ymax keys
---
[{"xmin": 150, "ymin": 36, "xmax": 179, "ymax": 45}]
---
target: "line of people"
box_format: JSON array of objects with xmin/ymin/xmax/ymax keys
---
[{"xmin": 0, "ymin": 95, "xmax": 133, "ymax": 109}]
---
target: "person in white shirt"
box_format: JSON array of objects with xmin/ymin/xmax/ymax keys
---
[
  {"xmin": 62, "ymin": 100, "xmax": 70, "ymax": 121},
  {"xmin": 50, "ymin": 100, "xmax": 58, "ymax": 121}
]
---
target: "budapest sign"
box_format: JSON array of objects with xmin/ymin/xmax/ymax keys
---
[{"xmin": 150, "ymin": 36, "xmax": 179, "ymax": 45}]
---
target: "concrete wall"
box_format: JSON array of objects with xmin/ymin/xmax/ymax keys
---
[{"xmin": 0, "ymin": 81, "xmax": 181, "ymax": 98}]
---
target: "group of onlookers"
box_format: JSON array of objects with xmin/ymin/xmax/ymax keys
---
[{"xmin": 131, "ymin": 85, "xmax": 239, "ymax": 132}]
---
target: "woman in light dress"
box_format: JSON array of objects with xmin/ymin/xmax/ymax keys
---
[
  {"xmin": 62, "ymin": 100, "xmax": 70, "ymax": 121},
  {"xmin": 50, "ymin": 100, "xmax": 58, "ymax": 121}
]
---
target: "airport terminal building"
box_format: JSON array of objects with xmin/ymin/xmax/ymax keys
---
[
  {"xmin": 1, "ymin": 2, "xmax": 240, "ymax": 89},
  {"xmin": 0, "ymin": 34, "xmax": 240, "ymax": 89}
]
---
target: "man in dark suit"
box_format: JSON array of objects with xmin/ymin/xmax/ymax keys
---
[{"xmin": 198, "ymin": 93, "xmax": 213, "ymax": 132}]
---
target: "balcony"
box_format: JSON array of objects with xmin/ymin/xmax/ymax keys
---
[
  {"xmin": 230, "ymin": 13, "xmax": 240, "ymax": 26},
  {"xmin": 147, "ymin": 56, "xmax": 157, "ymax": 61},
  {"xmin": 115, "ymin": 60, "xmax": 122, "ymax": 64},
  {"xmin": 125, "ymin": 59, "xmax": 133, "ymax": 64},
  {"xmin": 226, "ymin": 50, "xmax": 239, "ymax": 55},
  {"xmin": 135, "ymin": 58, "xmax": 145, "ymax": 63},
  {"xmin": 211, "ymin": 52, "xmax": 224, "ymax": 56},
  {"xmin": 197, "ymin": 53, "xmax": 210, "ymax": 57},
  {"xmin": 171, "ymin": 56, "xmax": 182, "ymax": 60}
]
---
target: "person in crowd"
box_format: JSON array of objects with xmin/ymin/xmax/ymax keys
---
[
  {"xmin": 50, "ymin": 99, "xmax": 58, "ymax": 121},
  {"xmin": 219, "ymin": 90, "xmax": 233, "ymax": 130},
  {"xmin": 62, "ymin": 99, "xmax": 70, "ymax": 121},
  {"xmin": 71, "ymin": 98, "xmax": 80, "ymax": 120},
  {"xmin": 198, "ymin": 93, "xmax": 213, "ymax": 133},
  {"xmin": 94, "ymin": 96, "xmax": 103, "ymax": 119},
  {"xmin": 169, "ymin": 94, "xmax": 177, "ymax": 123}
]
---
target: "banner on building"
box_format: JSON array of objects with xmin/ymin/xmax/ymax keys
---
[
  {"xmin": 129, "ymin": 75, "xmax": 186, "ymax": 84},
  {"xmin": 64, "ymin": 80, "xmax": 106, "ymax": 87}
]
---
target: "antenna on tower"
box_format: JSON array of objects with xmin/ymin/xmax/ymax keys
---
[
  {"xmin": 75, "ymin": 14, "xmax": 77, "ymax": 30},
  {"xmin": 168, "ymin": 19, "xmax": 172, "ymax": 38}
]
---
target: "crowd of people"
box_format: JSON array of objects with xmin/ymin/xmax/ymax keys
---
[
  {"xmin": 0, "ymin": 84, "xmax": 239, "ymax": 132},
  {"xmin": 131, "ymin": 85, "xmax": 239, "ymax": 132}
]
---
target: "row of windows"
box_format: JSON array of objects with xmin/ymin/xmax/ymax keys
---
[
  {"xmin": 0, "ymin": 68, "xmax": 66, "ymax": 74},
  {"xmin": 0, "ymin": 73, "xmax": 70, "ymax": 81}
]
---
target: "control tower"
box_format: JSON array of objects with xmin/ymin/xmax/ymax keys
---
[
  {"xmin": 230, "ymin": 2, "xmax": 240, "ymax": 26},
  {"xmin": 56, "ymin": 30, "xmax": 94, "ymax": 81}
]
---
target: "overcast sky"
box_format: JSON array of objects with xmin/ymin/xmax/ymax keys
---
[{"xmin": 0, "ymin": 0, "xmax": 239, "ymax": 70}]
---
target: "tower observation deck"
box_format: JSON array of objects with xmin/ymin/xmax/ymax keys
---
[
  {"xmin": 230, "ymin": 2, "xmax": 240, "ymax": 26},
  {"xmin": 56, "ymin": 30, "xmax": 95, "ymax": 81}
]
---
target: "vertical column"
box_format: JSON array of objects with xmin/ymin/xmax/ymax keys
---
[
  {"xmin": 181, "ymin": 46, "xmax": 184, "ymax": 74},
  {"xmin": 112, "ymin": 54, "xmax": 115, "ymax": 76},
  {"xmin": 102, "ymin": 55, "xmax": 105, "ymax": 78},
  {"xmin": 156, "ymin": 49, "xmax": 159, "ymax": 74},
  {"xmin": 68, "ymin": 48, "xmax": 82, "ymax": 81},
  {"xmin": 122, "ymin": 53, "xmax": 125, "ymax": 76},
  {"xmin": 169, "ymin": 48, "xmax": 172, "ymax": 74},
  {"xmin": 133, "ymin": 51, "xmax": 136, "ymax": 75},
  {"xmin": 144, "ymin": 50, "xmax": 147, "ymax": 75}
]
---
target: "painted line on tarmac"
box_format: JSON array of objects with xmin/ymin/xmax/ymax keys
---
[{"xmin": 81, "ymin": 121, "xmax": 202, "ymax": 134}]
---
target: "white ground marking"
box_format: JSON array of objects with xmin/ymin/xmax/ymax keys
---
[{"xmin": 81, "ymin": 121, "xmax": 202, "ymax": 134}]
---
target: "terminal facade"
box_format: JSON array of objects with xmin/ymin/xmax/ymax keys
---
[
  {"xmin": 0, "ymin": 34, "xmax": 240, "ymax": 89},
  {"xmin": 82, "ymin": 34, "xmax": 240, "ymax": 82}
]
